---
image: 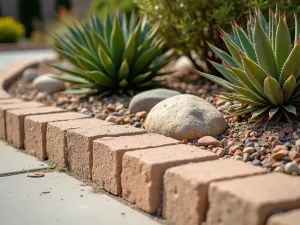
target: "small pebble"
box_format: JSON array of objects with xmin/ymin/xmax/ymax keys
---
[
  {"xmin": 243, "ymin": 147, "xmax": 255, "ymax": 154},
  {"xmin": 95, "ymin": 113, "xmax": 108, "ymax": 120},
  {"xmin": 252, "ymin": 159, "xmax": 262, "ymax": 166},
  {"xmin": 284, "ymin": 162, "xmax": 299, "ymax": 175},
  {"xmin": 274, "ymin": 165, "xmax": 284, "ymax": 173},
  {"xmin": 105, "ymin": 116, "xmax": 117, "ymax": 123}
]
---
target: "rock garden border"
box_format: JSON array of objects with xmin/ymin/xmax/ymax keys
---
[{"xmin": 1, "ymin": 60, "xmax": 300, "ymax": 225}]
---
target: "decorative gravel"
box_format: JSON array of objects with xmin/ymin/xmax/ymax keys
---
[{"xmin": 7, "ymin": 61, "xmax": 300, "ymax": 175}]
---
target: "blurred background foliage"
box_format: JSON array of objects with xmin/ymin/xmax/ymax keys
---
[{"xmin": 135, "ymin": 0, "xmax": 300, "ymax": 72}]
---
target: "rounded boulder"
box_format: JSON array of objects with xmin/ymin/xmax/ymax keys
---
[
  {"xmin": 144, "ymin": 94, "xmax": 227, "ymax": 140},
  {"xmin": 33, "ymin": 73, "xmax": 65, "ymax": 94},
  {"xmin": 129, "ymin": 88, "xmax": 181, "ymax": 113}
]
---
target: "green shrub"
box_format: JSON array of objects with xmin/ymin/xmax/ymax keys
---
[
  {"xmin": 199, "ymin": 8, "xmax": 300, "ymax": 120},
  {"xmin": 136, "ymin": 0, "xmax": 300, "ymax": 72},
  {"xmin": 90, "ymin": 0, "xmax": 135, "ymax": 19},
  {"xmin": 0, "ymin": 17, "xmax": 25, "ymax": 43},
  {"xmin": 51, "ymin": 12, "xmax": 173, "ymax": 96}
]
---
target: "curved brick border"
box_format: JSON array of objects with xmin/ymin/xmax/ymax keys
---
[{"xmin": 1, "ymin": 60, "xmax": 300, "ymax": 225}]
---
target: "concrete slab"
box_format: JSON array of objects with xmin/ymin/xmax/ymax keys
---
[
  {"xmin": 0, "ymin": 141, "xmax": 48, "ymax": 175},
  {"xmin": 0, "ymin": 172, "xmax": 161, "ymax": 225}
]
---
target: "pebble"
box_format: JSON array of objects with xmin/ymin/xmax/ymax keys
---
[
  {"xmin": 245, "ymin": 141, "xmax": 254, "ymax": 147},
  {"xmin": 252, "ymin": 159, "xmax": 262, "ymax": 166},
  {"xmin": 260, "ymin": 142, "xmax": 270, "ymax": 148},
  {"xmin": 133, "ymin": 122, "xmax": 142, "ymax": 128},
  {"xmin": 33, "ymin": 74, "xmax": 65, "ymax": 94},
  {"xmin": 284, "ymin": 162, "xmax": 299, "ymax": 175},
  {"xmin": 198, "ymin": 136, "xmax": 220, "ymax": 147},
  {"xmin": 274, "ymin": 165, "xmax": 284, "ymax": 172},
  {"xmin": 105, "ymin": 116, "xmax": 117, "ymax": 123},
  {"xmin": 115, "ymin": 117, "xmax": 123, "ymax": 125},
  {"xmin": 95, "ymin": 113, "xmax": 108, "ymax": 120},
  {"xmin": 233, "ymin": 155, "xmax": 243, "ymax": 161},
  {"xmin": 106, "ymin": 104, "xmax": 115, "ymax": 111},
  {"xmin": 288, "ymin": 150, "xmax": 300, "ymax": 160},
  {"xmin": 271, "ymin": 150, "xmax": 288, "ymax": 160},
  {"xmin": 250, "ymin": 131, "xmax": 258, "ymax": 137},
  {"xmin": 272, "ymin": 145, "xmax": 288, "ymax": 153},
  {"xmin": 262, "ymin": 162, "xmax": 273, "ymax": 168},
  {"xmin": 243, "ymin": 147, "xmax": 255, "ymax": 154},
  {"xmin": 132, "ymin": 117, "xmax": 140, "ymax": 123},
  {"xmin": 216, "ymin": 148, "xmax": 225, "ymax": 157},
  {"xmin": 295, "ymin": 139, "xmax": 300, "ymax": 146},
  {"xmin": 243, "ymin": 153, "xmax": 250, "ymax": 162},
  {"xmin": 135, "ymin": 111, "xmax": 147, "ymax": 119},
  {"xmin": 278, "ymin": 131, "xmax": 285, "ymax": 138},
  {"xmin": 229, "ymin": 145, "xmax": 242, "ymax": 154},
  {"xmin": 272, "ymin": 140, "xmax": 282, "ymax": 147},
  {"xmin": 81, "ymin": 108, "xmax": 91, "ymax": 115}
]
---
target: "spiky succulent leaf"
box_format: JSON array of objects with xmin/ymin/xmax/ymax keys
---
[
  {"xmin": 52, "ymin": 11, "xmax": 172, "ymax": 95},
  {"xmin": 199, "ymin": 8, "xmax": 300, "ymax": 120}
]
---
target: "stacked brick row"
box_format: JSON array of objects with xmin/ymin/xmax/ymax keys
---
[{"xmin": 1, "ymin": 61, "xmax": 300, "ymax": 225}]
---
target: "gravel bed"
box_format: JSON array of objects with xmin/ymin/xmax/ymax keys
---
[{"xmin": 7, "ymin": 61, "xmax": 300, "ymax": 176}]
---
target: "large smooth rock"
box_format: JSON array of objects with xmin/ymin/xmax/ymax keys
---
[
  {"xmin": 33, "ymin": 73, "xmax": 65, "ymax": 94},
  {"xmin": 144, "ymin": 94, "xmax": 227, "ymax": 140},
  {"xmin": 129, "ymin": 88, "xmax": 181, "ymax": 113}
]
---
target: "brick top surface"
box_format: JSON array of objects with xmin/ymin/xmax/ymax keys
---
[
  {"xmin": 0, "ymin": 99, "xmax": 23, "ymax": 104},
  {"xmin": 124, "ymin": 145, "xmax": 218, "ymax": 164},
  {"xmin": 0, "ymin": 102, "xmax": 43, "ymax": 110},
  {"xmin": 48, "ymin": 118, "xmax": 113, "ymax": 130},
  {"xmin": 210, "ymin": 173, "xmax": 300, "ymax": 204},
  {"xmin": 267, "ymin": 209, "xmax": 300, "ymax": 225},
  {"xmin": 25, "ymin": 112, "xmax": 90, "ymax": 123},
  {"xmin": 7, "ymin": 106, "xmax": 65, "ymax": 116},
  {"xmin": 94, "ymin": 133, "xmax": 180, "ymax": 150},
  {"xmin": 166, "ymin": 159, "xmax": 267, "ymax": 183},
  {"xmin": 68, "ymin": 125, "xmax": 146, "ymax": 138}
]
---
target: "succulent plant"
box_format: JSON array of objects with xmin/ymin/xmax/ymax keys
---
[
  {"xmin": 51, "ymin": 11, "xmax": 173, "ymax": 96},
  {"xmin": 199, "ymin": 8, "xmax": 300, "ymax": 120}
]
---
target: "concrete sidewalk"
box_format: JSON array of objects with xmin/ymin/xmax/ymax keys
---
[{"xmin": 0, "ymin": 51, "xmax": 161, "ymax": 225}]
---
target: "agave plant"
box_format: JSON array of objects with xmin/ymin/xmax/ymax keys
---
[
  {"xmin": 51, "ymin": 11, "xmax": 173, "ymax": 95},
  {"xmin": 199, "ymin": 8, "xmax": 300, "ymax": 120}
]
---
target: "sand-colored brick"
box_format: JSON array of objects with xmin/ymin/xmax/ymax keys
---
[
  {"xmin": 0, "ymin": 102, "xmax": 43, "ymax": 140},
  {"xmin": 207, "ymin": 173, "xmax": 300, "ymax": 225},
  {"xmin": 121, "ymin": 145, "xmax": 218, "ymax": 213},
  {"xmin": 92, "ymin": 133, "xmax": 180, "ymax": 195},
  {"xmin": 24, "ymin": 112, "xmax": 90, "ymax": 159},
  {"xmin": 46, "ymin": 118, "xmax": 113, "ymax": 167},
  {"xmin": 0, "ymin": 98, "xmax": 23, "ymax": 105},
  {"xmin": 163, "ymin": 160, "xmax": 267, "ymax": 225},
  {"xmin": 6, "ymin": 106, "xmax": 65, "ymax": 148},
  {"xmin": 267, "ymin": 209, "xmax": 300, "ymax": 225},
  {"xmin": 67, "ymin": 125, "xmax": 146, "ymax": 179}
]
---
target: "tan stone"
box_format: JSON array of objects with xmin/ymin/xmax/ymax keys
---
[
  {"xmin": 163, "ymin": 160, "xmax": 267, "ymax": 225},
  {"xmin": 121, "ymin": 145, "xmax": 218, "ymax": 213},
  {"xmin": 67, "ymin": 125, "xmax": 146, "ymax": 178},
  {"xmin": 24, "ymin": 112, "xmax": 90, "ymax": 159},
  {"xmin": 92, "ymin": 133, "xmax": 179, "ymax": 195},
  {"xmin": 46, "ymin": 118, "xmax": 113, "ymax": 167},
  {"xmin": 267, "ymin": 209, "xmax": 300, "ymax": 225},
  {"xmin": 0, "ymin": 102, "xmax": 44, "ymax": 140},
  {"xmin": 197, "ymin": 136, "xmax": 220, "ymax": 147},
  {"xmin": 272, "ymin": 150, "xmax": 288, "ymax": 160},
  {"xmin": 207, "ymin": 173, "xmax": 300, "ymax": 225},
  {"xmin": 6, "ymin": 107, "xmax": 65, "ymax": 148}
]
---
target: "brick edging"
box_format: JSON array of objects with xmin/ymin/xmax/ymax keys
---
[{"xmin": 1, "ymin": 61, "xmax": 300, "ymax": 225}]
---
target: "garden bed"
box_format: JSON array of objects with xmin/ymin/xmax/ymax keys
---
[{"xmin": 7, "ymin": 59, "xmax": 300, "ymax": 176}]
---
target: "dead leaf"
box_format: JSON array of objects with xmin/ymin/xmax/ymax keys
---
[{"xmin": 27, "ymin": 172, "xmax": 45, "ymax": 178}]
